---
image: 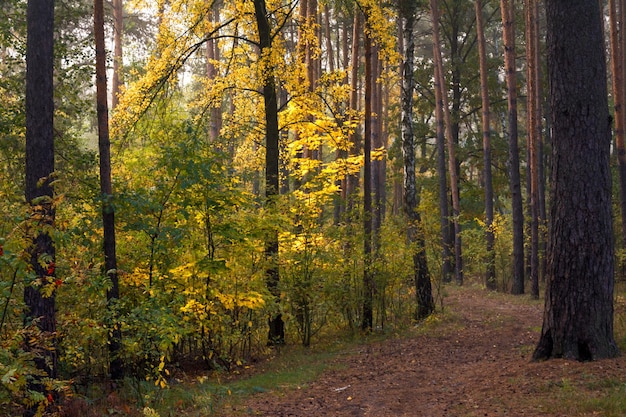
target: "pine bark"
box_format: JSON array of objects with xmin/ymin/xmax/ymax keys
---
[
  {"xmin": 475, "ymin": 0, "xmax": 496, "ymax": 290},
  {"xmin": 609, "ymin": 0, "xmax": 626, "ymax": 256},
  {"xmin": 526, "ymin": 0, "xmax": 540, "ymax": 298},
  {"xmin": 500, "ymin": 0, "xmax": 525, "ymax": 294},
  {"xmin": 533, "ymin": 0, "xmax": 619, "ymax": 361}
]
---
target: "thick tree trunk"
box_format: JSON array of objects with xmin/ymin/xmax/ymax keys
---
[
  {"xmin": 430, "ymin": 0, "xmax": 463, "ymax": 285},
  {"xmin": 533, "ymin": 0, "xmax": 619, "ymax": 361},
  {"xmin": 475, "ymin": 0, "xmax": 496, "ymax": 290},
  {"xmin": 95, "ymin": 0, "xmax": 123, "ymax": 379},
  {"xmin": 24, "ymin": 0, "xmax": 57, "ymax": 413},
  {"xmin": 400, "ymin": 0, "xmax": 434, "ymax": 319},
  {"xmin": 253, "ymin": 0, "xmax": 284, "ymax": 345},
  {"xmin": 500, "ymin": 0, "xmax": 525, "ymax": 295}
]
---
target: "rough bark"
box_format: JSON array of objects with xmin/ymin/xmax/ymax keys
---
[
  {"xmin": 24, "ymin": 0, "xmax": 57, "ymax": 413},
  {"xmin": 533, "ymin": 0, "xmax": 619, "ymax": 361},
  {"xmin": 475, "ymin": 0, "xmax": 496, "ymax": 290},
  {"xmin": 500, "ymin": 0, "xmax": 525, "ymax": 295},
  {"xmin": 95, "ymin": 0, "xmax": 123, "ymax": 379},
  {"xmin": 400, "ymin": 0, "xmax": 434, "ymax": 319},
  {"xmin": 253, "ymin": 0, "xmax": 284, "ymax": 345}
]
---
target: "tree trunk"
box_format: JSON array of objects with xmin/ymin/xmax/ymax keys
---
[
  {"xmin": 24, "ymin": 0, "xmax": 57, "ymax": 412},
  {"xmin": 206, "ymin": 0, "xmax": 223, "ymax": 142},
  {"xmin": 533, "ymin": 0, "xmax": 619, "ymax": 362},
  {"xmin": 346, "ymin": 9, "xmax": 361, "ymax": 215},
  {"xmin": 609, "ymin": 0, "xmax": 626, "ymax": 260},
  {"xmin": 500, "ymin": 0, "xmax": 525, "ymax": 295},
  {"xmin": 525, "ymin": 0, "xmax": 541, "ymax": 299},
  {"xmin": 430, "ymin": 0, "xmax": 463, "ymax": 285},
  {"xmin": 95, "ymin": 0, "xmax": 123, "ymax": 379},
  {"xmin": 475, "ymin": 0, "xmax": 496, "ymax": 290},
  {"xmin": 111, "ymin": 0, "xmax": 123, "ymax": 110},
  {"xmin": 362, "ymin": 33, "xmax": 374, "ymax": 332},
  {"xmin": 400, "ymin": 0, "xmax": 434, "ymax": 319},
  {"xmin": 253, "ymin": 0, "xmax": 284, "ymax": 345}
]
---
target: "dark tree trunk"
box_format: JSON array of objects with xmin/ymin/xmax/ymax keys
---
[
  {"xmin": 500, "ymin": 0, "xmax": 525, "ymax": 295},
  {"xmin": 525, "ymin": 0, "xmax": 541, "ymax": 299},
  {"xmin": 533, "ymin": 0, "xmax": 619, "ymax": 361},
  {"xmin": 95, "ymin": 0, "xmax": 123, "ymax": 380},
  {"xmin": 431, "ymin": 0, "xmax": 463, "ymax": 285},
  {"xmin": 362, "ymin": 33, "xmax": 374, "ymax": 332},
  {"xmin": 400, "ymin": 0, "xmax": 434, "ymax": 319},
  {"xmin": 475, "ymin": 0, "xmax": 496, "ymax": 290},
  {"xmin": 253, "ymin": 0, "xmax": 284, "ymax": 345},
  {"xmin": 24, "ymin": 0, "xmax": 57, "ymax": 412}
]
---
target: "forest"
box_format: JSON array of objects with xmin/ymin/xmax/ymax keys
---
[{"xmin": 0, "ymin": 0, "xmax": 624, "ymax": 415}]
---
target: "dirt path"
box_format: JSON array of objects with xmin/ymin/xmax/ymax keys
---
[{"xmin": 225, "ymin": 286, "xmax": 626, "ymax": 417}]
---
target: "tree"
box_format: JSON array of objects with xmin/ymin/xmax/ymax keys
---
[
  {"xmin": 525, "ymin": 0, "xmax": 540, "ymax": 298},
  {"xmin": 475, "ymin": 0, "xmax": 496, "ymax": 290},
  {"xmin": 24, "ymin": 0, "xmax": 57, "ymax": 410},
  {"xmin": 431, "ymin": 0, "xmax": 463, "ymax": 285},
  {"xmin": 609, "ymin": 0, "xmax": 626, "ymax": 260},
  {"xmin": 500, "ymin": 0, "xmax": 524, "ymax": 295},
  {"xmin": 94, "ymin": 0, "xmax": 123, "ymax": 379},
  {"xmin": 362, "ymin": 31, "xmax": 374, "ymax": 331},
  {"xmin": 400, "ymin": 0, "xmax": 434, "ymax": 319},
  {"xmin": 111, "ymin": 0, "xmax": 123, "ymax": 109},
  {"xmin": 533, "ymin": 0, "xmax": 619, "ymax": 361},
  {"xmin": 253, "ymin": 0, "xmax": 284, "ymax": 345}
]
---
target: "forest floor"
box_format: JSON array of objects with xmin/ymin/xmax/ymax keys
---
[{"xmin": 218, "ymin": 285, "xmax": 626, "ymax": 417}]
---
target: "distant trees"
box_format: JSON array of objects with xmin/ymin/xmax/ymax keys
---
[{"xmin": 533, "ymin": 0, "xmax": 619, "ymax": 361}]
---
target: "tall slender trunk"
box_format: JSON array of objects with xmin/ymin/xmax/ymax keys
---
[
  {"xmin": 609, "ymin": 0, "xmax": 626, "ymax": 258},
  {"xmin": 253, "ymin": 0, "xmax": 284, "ymax": 345},
  {"xmin": 206, "ymin": 0, "xmax": 223, "ymax": 142},
  {"xmin": 346, "ymin": 9, "xmax": 362, "ymax": 214},
  {"xmin": 500, "ymin": 0, "xmax": 525, "ymax": 294},
  {"xmin": 475, "ymin": 0, "xmax": 496, "ymax": 290},
  {"xmin": 400, "ymin": 0, "xmax": 434, "ymax": 319},
  {"xmin": 526, "ymin": 0, "xmax": 540, "ymax": 298},
  {"xmin": 431, "ymin": 0, "xmax": 463, "ymax": 285},
  {"xmin": 95, "ymin": 0, "xmax": 123, "ymax": 379},
  {"xmin": 111, "ymin": 0, "xmax": 123, "ymax": 110},
  {"xmin": 362, "ymin": 33, "xmax": 374, "ymax": 331}
]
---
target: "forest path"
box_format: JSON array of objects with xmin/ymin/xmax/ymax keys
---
[{"xmin": 224, "ymin": 285, "xmax": 626, "ymax": 417}]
